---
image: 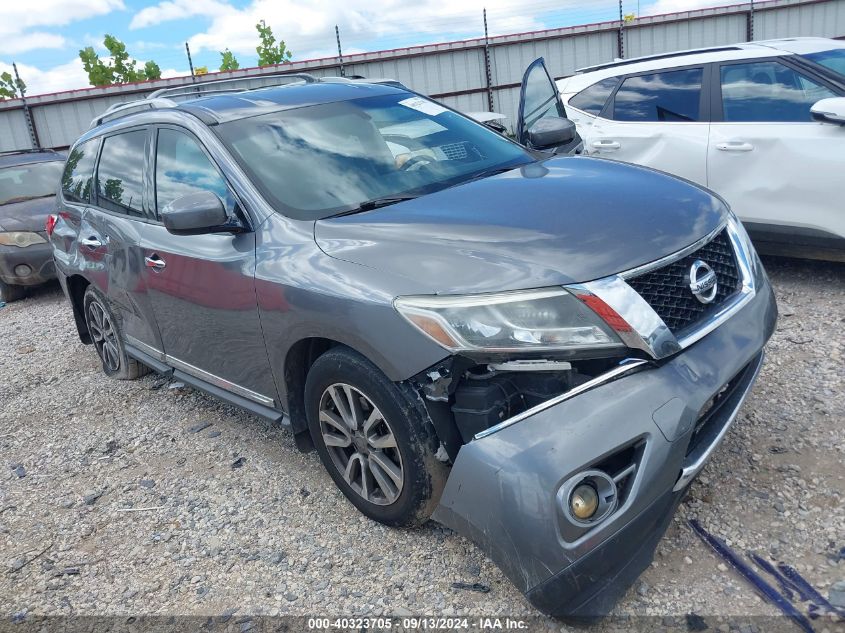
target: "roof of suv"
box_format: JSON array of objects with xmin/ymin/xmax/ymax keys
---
[
  {"xmin": 0, "ymin": 149, "xmax": 65, "ymax": 168},
  {"xmin": 178, "ymin": 81, "xmax": 404, "ymax": 124},
  {"xmin": 86, "ymin": 79, "xmax": 408, "ymax": 133},
  {"xmin": 560, "ymin": 37, "xmax": 843, "ymax": 94}
]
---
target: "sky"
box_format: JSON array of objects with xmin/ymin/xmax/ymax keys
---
[{"xmin": 0, "ymin": 0, "xmax": 735, "ymax": 96}]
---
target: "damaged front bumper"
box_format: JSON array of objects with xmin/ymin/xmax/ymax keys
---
[
  {"xmin": 0, "ymin": 241, "xmax": 56, "ymax": 286},
  {"xmin": 433, "ymin": 277, "xmax": 777, "ymax": 618}
]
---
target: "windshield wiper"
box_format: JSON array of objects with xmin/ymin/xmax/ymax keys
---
[
  {"xmin": 465, "ymin": 164, "xmax": 519, "ymax": 184},
  {"xmin": 1, "ymin": 193, "xmax": 54, "ymax": 206},
  {"xmin": 331, "ymin": 194, "xmax": 419, "ymax": 218}
]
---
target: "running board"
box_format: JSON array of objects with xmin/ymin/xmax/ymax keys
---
[
  {"xmin": 125, "ymin": 344, "xmax": 173, "ymax": 376},
  {"xmin": 125, "ymin": 345, "xmax": 285, "ymax": 423}
]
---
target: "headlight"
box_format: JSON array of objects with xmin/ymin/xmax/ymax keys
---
[
  {"xmin": 0, "ymin": 231, "xmax": 47, "ymax": 248},
  {"xmin": 394, "ymin": 287, "xmax": 623, "ymax": 353}
]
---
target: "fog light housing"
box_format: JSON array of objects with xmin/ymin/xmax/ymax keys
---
[
  {"xmin": 558, "ymin": 469, "xmax": 619, "ymax": 527},
  {"xmin": 14, "ymin": 264, "xmax": 32, "ymax": 278},
  {"xmin": 570, "ymin": 484, "xmax": 599, "ymax": 520}
]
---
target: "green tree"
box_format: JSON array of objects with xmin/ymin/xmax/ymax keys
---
[
  {"xmin": 79, "ymin": 35, "xmax": 162, "ymax": 87},
  {"xmin": 143, "ymin": 60, "xmax": 162, "ymax": 80},
  {"xmin": 256, "ymin": 20, "xmax": 292, "ymax": 66},
  {"xmin": 0, "ymin": 71, "xmax": 25, "ymax": 100},
  {"xmin": 103, "ymin": 178, "xmax": 124, "ymax": 204},
  {"xmin": 219, "ymin": 49, "xmax": 240, "ymax": 71}
]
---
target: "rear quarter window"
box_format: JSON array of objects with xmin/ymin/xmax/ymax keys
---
[{"xmin": 568, "ymin": 77, "xmax": 619, "ymax": 115}]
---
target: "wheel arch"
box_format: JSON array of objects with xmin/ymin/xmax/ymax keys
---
[
  {"xmin": 281, "ymin": 334, "xmax": 447, "ymax": 456},
  {"xmin": 283, "ymin": 337, "xmax": 340, "ymax": 452}
]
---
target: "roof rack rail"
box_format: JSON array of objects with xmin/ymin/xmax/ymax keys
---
[
  {"xmin": 147, "ymin": 72, "xmax": 318, "ymax": 100},
  {"xmin": 88, "ymin": 71, "xmax": 399, "ymax": 129},
  {"xmin": 90, "ymin": 97, "xmax": 178, "ymax": 128},
  {"xmin": 577, "ymin": 46, "xmax": 744, "ymax": 73}
]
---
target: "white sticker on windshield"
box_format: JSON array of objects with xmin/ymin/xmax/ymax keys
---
[{"xmin": 398, "ymin": 96, "xmax": 448, "ymax": 116}]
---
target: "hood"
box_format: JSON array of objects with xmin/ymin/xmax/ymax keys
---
[
  {"xmin": 315, "ymin": 157, "xmax": 726, "ymax": 295},
  {"xmin": 0, "ymin": 195, "xmax": 56, "ymax": 233}
]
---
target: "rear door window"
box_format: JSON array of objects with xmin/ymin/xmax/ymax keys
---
[
  {"xmin": 61, "ymin": 140, "xmax": 98, "ymax": 204},
  {"xmin": 96, "ymin": 130, "xmax": 147, "ymax": 218},
  {"xmin": 613, "ymin": 68, "xmax": 704, "ymax": 122},
  {"xmin": 720, "ymin": 60, "xmax": 837, "ymax": 122},
  {"xmin": 569, "ymin": 77, "xmax": 619, "ymax": 115},
  {"xmin": 154, "ymin": 128, "xmax": 231, "ymax": 219}
]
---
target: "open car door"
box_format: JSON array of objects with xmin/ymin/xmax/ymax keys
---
[{"xmin": 517, "ymin": 57, "xmax": 582, "ymax": 154}]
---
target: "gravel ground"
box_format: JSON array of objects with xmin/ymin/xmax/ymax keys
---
[{"xmin": 0, "ymin": 256, "xmax": 842, "ymax": 631}]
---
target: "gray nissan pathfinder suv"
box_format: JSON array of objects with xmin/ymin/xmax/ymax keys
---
[{"xmin": 49, "ymin": 67, "xmax": 777, "ymax": 618}]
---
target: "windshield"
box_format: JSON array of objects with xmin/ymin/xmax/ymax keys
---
[
  {"xmin": 801, "ymin": 48, "xmax": 845, "ymax": 79},
  {"xmin": 215, "ymin": 93, "xmax": 532, "ymax": 219},
  {"xmin": 0, "ymin": 161, "xmax": 64, "ymax": 206}
]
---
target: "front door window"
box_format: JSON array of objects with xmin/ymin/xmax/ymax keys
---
[{"xmin": 720, "ymin": 60, "xmax": 836, "ymax": 122}]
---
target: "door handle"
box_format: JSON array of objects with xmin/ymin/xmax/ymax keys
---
[
  {"xmin": 144, "ymin": 254, "xmax": 166, "ymax": 271},
  {"xmin": 79, "ymin": 236, "xmax": 102, "ymax": 250},
  {"xmin": 591, "ymin": 140, "xmax": 621, "ymax": 150},
  {"xmin": 716, "ymin": 141, "xmax": 754, "ymax": 152}
]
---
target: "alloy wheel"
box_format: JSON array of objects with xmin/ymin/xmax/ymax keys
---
[
  {"xmin": 87, "ymin": 300, "xmax": 120, "ymax": 372},
  {"xmin": 318, "ymin": 383, "xmax": 404, "ymax": 506}
]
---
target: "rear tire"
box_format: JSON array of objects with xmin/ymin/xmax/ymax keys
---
[
  {"xmin": 82, "ymin": 286, "xmax": 149, "ymax": 380},
  {"xmin": 0, "ymin": 280, "xmax": 26, "ymax": 303},
  {"xmin": 305, "ymin": 347, "xmax": 447, "ymax": 527}
]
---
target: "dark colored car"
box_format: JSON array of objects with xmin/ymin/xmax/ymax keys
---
[
  {"xmin": 49, "ymin": 69, "xmax": 776, "ymax": 618},
  {"xmin": 0, "ymin": 149, "xmax": 65, "ymax": 301}
]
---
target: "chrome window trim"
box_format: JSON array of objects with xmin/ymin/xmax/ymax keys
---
[
  {"xmin": 474, "ymin": 359, "xmax": 650, "ymax": 440},
  {"xmin": 673, "ymin": 350, "xmax": 764, "ymax": 491},
  {"xmin": 124, "ymin": 335, "xmax": 276, "ymax": 407}
]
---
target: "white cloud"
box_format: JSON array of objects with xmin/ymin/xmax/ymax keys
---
[
  {"xmin": 0, "ymin": 0, "xmax": 125, "ymax": 55},
  {"xmin": 0, "ymin": 58, "xmax": 90, "ymax": 95},
  {"xmin": 644, "ymin": 0, "xmax": 735, "ymax": 15},
  {"xmin": 130, "ymin": 0, "xmax": 577, "ymax": 60},
  {"xmin": 130, "ymin": 0, "xmax": 231, "ymax": 30},
  {"xmin": 0, "ymin": 32, "xmax": 67, "ymax": 55}
]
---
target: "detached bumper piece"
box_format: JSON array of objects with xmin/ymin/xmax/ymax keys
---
[{"xmin": 433, "ymin": 282, "xmax": 776, "ymax": 619}]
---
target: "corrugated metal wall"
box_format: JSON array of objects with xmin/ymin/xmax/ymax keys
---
[{"xmin": 1, "ymin": 0, "xmax": 843, "ymax": 152}]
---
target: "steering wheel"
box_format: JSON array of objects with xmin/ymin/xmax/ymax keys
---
[{"xmin": 400, "ymin": 156, "xmax": 435, "ymax": 171}]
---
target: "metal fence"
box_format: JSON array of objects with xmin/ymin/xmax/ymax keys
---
[{"xmin": 1, "ymin": 0, "xmax": 844, "ymax": 151}]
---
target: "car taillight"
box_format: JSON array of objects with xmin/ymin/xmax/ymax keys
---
[{"xmin": 45, "ymin": 214, "xmax": 58, "ymax": 237}]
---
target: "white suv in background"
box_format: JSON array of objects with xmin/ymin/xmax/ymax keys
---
[{"xmin": 558, "ymin": 38, "xmax": 845, "ymax": 260}]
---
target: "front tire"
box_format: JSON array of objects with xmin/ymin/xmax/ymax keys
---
[
  {"xmin": 83, "ymin": 286, "xmax": 148, "ymax": 380},
  {"xmin": 305, "ymin": 347, "xmax": 447, "ymax": 527}
]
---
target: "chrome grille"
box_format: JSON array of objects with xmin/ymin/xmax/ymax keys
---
[{"xmin": 627, "ymin": 228, "xmax": 741, "ymax": 333}]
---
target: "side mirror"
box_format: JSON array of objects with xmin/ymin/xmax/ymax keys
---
[
  {"xmin": 160, "ymin": 191, "xmax": 231, "ymax": 235},
  {"xmin": 811, "ymin": 97, "xmax": 845, "ymax": 125},
  {"xmin": 527, "ymin": 116, "xmax": 577, "ymax": 150}
]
